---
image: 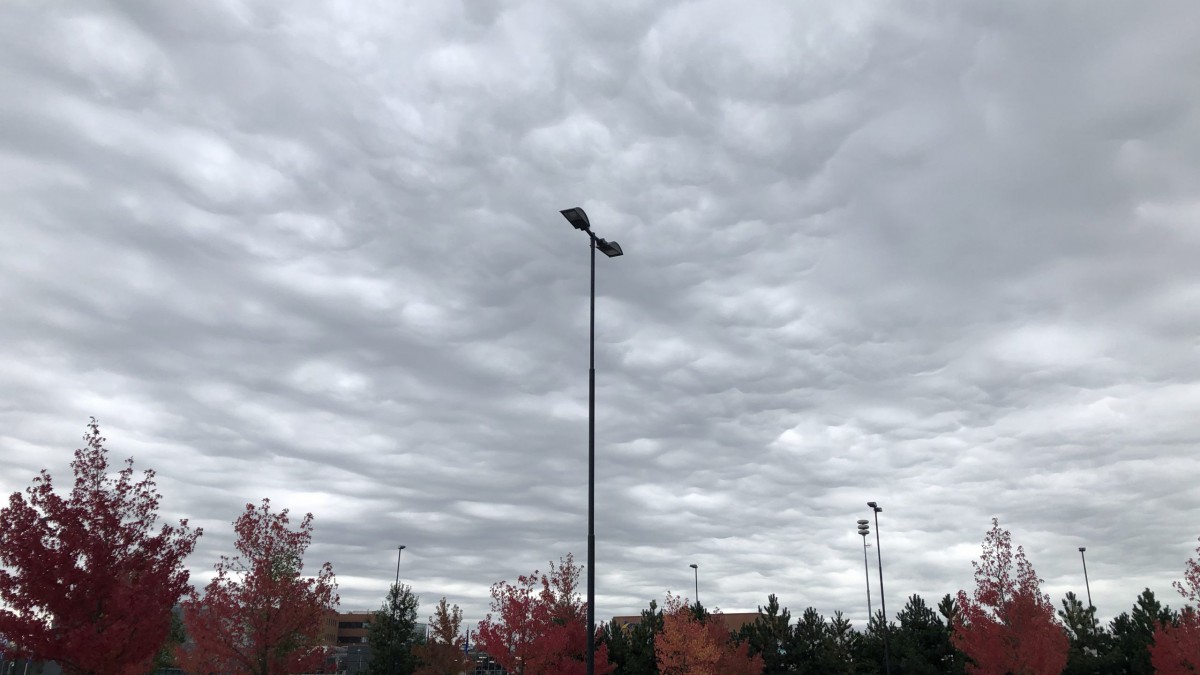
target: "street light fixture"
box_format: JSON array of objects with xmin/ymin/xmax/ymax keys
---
[
  {"xmin": 690, "ymin": 563, "xmax": 699, "ymax": 605},
  {"xmin": 867, "ymin": 502, "xmax": 890, "ymax": 675},
  {"xmin": 857, "ymin": 519, "xmax": 873, "ymax": 619},
  {"xmin": 560, "ymin": 206, "xmax": 624, "ymax": 675},
  {"xmin": 1079, "ymin": 547, "xmax": 1093, "ymax": 610}
]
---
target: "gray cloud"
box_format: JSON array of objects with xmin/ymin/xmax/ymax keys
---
[{"xmin": 2, "ymin": 0, "xmax": 1199, "ymax": 628}]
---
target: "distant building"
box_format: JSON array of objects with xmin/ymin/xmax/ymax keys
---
[
  {"xmin": 464, "ymin": 648, "xmax": 507, "ymax": 674},
  {"xmin": 334, "ymin": 611, "xmax": 373, "ymax": 645},
  {"xmin": 323, "ymin": 610, "xmax": 433, "ymax": 674}
]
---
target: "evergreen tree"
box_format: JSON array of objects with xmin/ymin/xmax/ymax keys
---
[
  {"xmin": 789, "ymin": 607, "xmax": 852, "ymax": 675},
  {"xmin": 1058, "ymin": 591, "xmax": 1118, "ymax": 674},
  {"xmin": 936, "ymin": 595, "xmax": 968, "ymax": 673},
  {"xmin": 368, "ymin": 583, "xmax": 424, "ymax": 675},
  {"xmin": 827, "ymin": 611, "xmax": 858, "ymax": 671},
  {"xmin": 601, "ymin": 600, "xmax": 663, "ymax": 675},
  {"xmin": 1108, "ymin": 588, "xmax": 1174, "ymax": 675},
  {"xmin": 737, "ymin": 594, "xmax": 792, "ymax": 674},
  {"xmin": 892, "ymin": 594, "xmax": 963, "ymax": 674}
]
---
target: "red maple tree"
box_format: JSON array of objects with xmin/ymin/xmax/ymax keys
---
[
  {"xmin": 177, "ymin": 499, "xmax": 339, "ymax": 675},
  {"xmin": 655, "ymin": 593, "xmax": 763, "ymax": 675},
  {"xmin": 952, "ymin": 518, "xmax": 1067, "ymax": 675},
  {"xmin": 414, "ymin": 596, "xmax": 472, "ymax": 675},
  {"xmin": 1151, "ymin": 534, "xmax": 1200, "ymax": 673},
  {"xmin": 475, "ymin": 553, "xmax": 612, "ymax": 675},
  {"xmin": 0, "ymin": 419, "xmax": 201, "ymax": 675}
]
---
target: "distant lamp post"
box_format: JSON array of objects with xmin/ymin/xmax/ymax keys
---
[
  {"xmin": 868, "ymin": 502, "xmax": 890, "ymax": 675},
  {"xmin": 690, "ymin": 563, "xmax": 699, "ymax": 605},
  {"xmin": 857, "ymin": 519, "xmax": 874, "ymax": 619},
  {"xmin": 1079, "ymin": 547, "xmax": 1093, "ymax": 609},
  {"xmin": 392, "ymin": 545, "xmax": 407, "ymax": 675},
  {"xmin": 395, "ymin": 544, "xmax": 406, "ymax": 587},
  {"xmin": 560, "ymin": 206, "xmax": 624, "ymax": 675}
]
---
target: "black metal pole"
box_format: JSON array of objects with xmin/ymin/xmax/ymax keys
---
[
  {"xmin": 393, "ymin": 545, "xmax": 404, "ymax": 675},
  {"xmin": 861, "ymin": 535, "xmax": 873, "ymax": 619},
  {"xmin": 587, "ymin": 233, "xmax": 596, "ymax": 675},
  {"xmin": 1079, "ymin": 547, "xmax": 1093, "ymax": 609},
  {"xmin": 395, "ymin": 545, "xmax": 404, "ymax": 587},
  {"xmin": 872, "ymin": 507, "xmax": 890, "ymax": 675}
]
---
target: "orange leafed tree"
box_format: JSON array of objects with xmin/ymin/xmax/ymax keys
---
[
  {"xmin": 415, "ymin": 596, "xmax": 472, "ymax": 675},
  {"xmin": 655, "ymin": 593, "xmax": 763, "ymax": 675},
  {"xmin": 1151, "ymin": 534, "xmax": 1200, "ymax": 674},
  {"xmin": 952, "ymin": 518, "xmax": 1067, "ymax": 675},
  {"xmin": 177, "ymin": 499, "xmax": 339, "ymax": 675},
  {"xmin": 0, "ymin": 419, "xmax": 201, "ymax": 675},
  {"xmin": 475, "ymin": 553, "xmax": 612, "ymax": 675}
]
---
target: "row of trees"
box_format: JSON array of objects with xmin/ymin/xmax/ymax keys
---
[
  {"xmin": 474, "ymin": 521, "xmax": 1200, "ymax": 674},
  {"xmin": 2, "ymin": 421, "xmax": 1198, "ymax": 673},
  {"xmin": 0, "ymin": 421, "xmax": 488, "ymax": 675},
  {"xmin": 0, "ymin": 421, "xmax": 343, "ymax": 674}
]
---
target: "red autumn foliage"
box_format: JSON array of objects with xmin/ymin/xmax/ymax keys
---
[
  {"xmin": 1151, "ymin": 535, "xmax": 1200, "ymax": 673},
  {"xmin": 414, "ymin": 596, "xmax": 472, "ymax": 675},
  {"xmin": 655, "ymin": 593, "xmax": 763, "ymax": 675},
  {"xmin": 952, "ymin": 518, "xmax": 1068, "ymax": 675},
  {"xmin": 0, "ymin": 419, "xmax": 200, "ymax": 675},
  {"xmin": 177, "ymin": 499, "xmax": 339, "ymax": 675},
  {"xmin": 475, "ymin": 553, "xmax": 612, "ymax": 675}
]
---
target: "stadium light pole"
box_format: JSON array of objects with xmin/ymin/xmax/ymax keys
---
[
  {"xmin": 690, "ymin": 563, "xmax": 699, "ymax": 605},
  {"xmin": 857, "ymin": 519, "xmax": 873, "ymax": 620},
  {"xmin": 868, "ymin": 502, "xmax": 890, "ymax": 675},
  {"xmin": 560, "ymin": 206, "xmax": 623, "ymax": 675},
  {"xmin": 1079, "ymin": 547, "xmax": 1093, "ymax": 609}
]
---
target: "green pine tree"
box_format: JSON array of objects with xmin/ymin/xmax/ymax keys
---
[
  {"xmin": 600, "ymin": 599, "xmax": 663, "ymax": 675},
  {"xmin": 892, "ymin": 594, "xmax": 963, "ymax": 675},
  {"xmin": 367, "ymin": 583, "xmax": 425, "ymax": 675},
  {"xmin": 737, "ymin": 594, "xmax": 792, "ymax": 674},
  {"xmin": 1110, "ymin": 588, "xmax": 1176, "ymax": 675}
]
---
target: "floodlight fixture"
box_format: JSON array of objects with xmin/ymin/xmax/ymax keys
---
[{"xmin": 560, "ymin": 207, "xmax": 591, "ymax": 231}]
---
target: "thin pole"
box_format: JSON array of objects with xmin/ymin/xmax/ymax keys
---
[
  {"xmin": 692, "ymin": 565, "xmax": 699, "ymax": 605},
  {"xmin": 861, "ymin": 535, "xmax": 873, "ymax": 619},
  {"xmin": 393, "ymin": 545, "xmax": 405, "ymax": 675},
  {"xmin": 872, "ymin": 507, "xmax": 891, "ymax": 675},
  {"xmin": 395, "ymin": 545, "xmax": 404, "ymax": 587},
  {"xmin": 1079, "ymin": 547, "xmax": 1093, "ymax": 609},
  {"xmin": 587, "ymin": 233, "xmax": 596, "ymax": 675}
]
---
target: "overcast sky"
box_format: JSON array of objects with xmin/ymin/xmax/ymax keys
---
[{"xmin": 2, "ymin": 0, "xmax": 1199, "ymax": 629}]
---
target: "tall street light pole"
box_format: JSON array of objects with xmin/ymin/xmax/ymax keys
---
[
  {"xmin": 1079, "ymin": 547, "xmax": 1093, "ymax": 609},
  {"xmin": 867, "ymin": 502, "xmax": 890, "ymax": 675},
  {"xmin": 690, "ymin": 563, "xmax": 699, "ymax": 606},
  {"xmin": 393, "ymin": 545, "xmax": 406, "ymax": 675},
  {"xmin": 560, "ymin": 207, "xmax": 624, "ymax": 675},
  {"xmin": 857, "ymin": 519, "xmax": 873, "ymax": 620},
  {"xmin": 395, "ymin": 544, "xmax": 406, "ymax": 588}
]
